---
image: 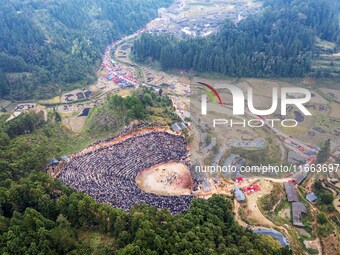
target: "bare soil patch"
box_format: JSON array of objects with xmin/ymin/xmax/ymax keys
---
[
  {"xmin": 304, "ymin": 239, "xmax": 321, "ymax": 254},
  {"xmin": 63, "ymin": 116, "xmax": 87, "ymax": 133},
  {"xmin": 243, "ymin": 180, "xmax": 276, "ymax": 227},
  {"xmin": 321, "ymin": 234, "xmax": 339, "ymax": 255},
  {"xmin": 279, "ymin": 208, "xmax": 291, "ymax": 220},
  {"xmin": 136, "ymin": 162, "xmax": 193, "ymax": 196}
]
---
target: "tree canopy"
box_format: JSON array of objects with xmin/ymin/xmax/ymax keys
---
[
  {"xmin": 0, "ymin": 174, "xmax": 290, "ymax": 254},
  {"xmin": 0, "ymin": 93, "xmax": 290, "ymax": 254},
  {"xmin": 86, "ymin": 88, "xmax": 174, "ymax": 134},
  {"xmin": 0, "ymin": 0, "xmax": 172, "ymax": 99},
  {"xmin": 133, "ymin": 0, "xmax": 339, "ymax": 78},
  {"xmin": 316, "ymin": 139, "xmax": 331, "ymax": 163}
]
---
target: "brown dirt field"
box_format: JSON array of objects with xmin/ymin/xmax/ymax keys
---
[
  {"xmin": 63, "ymin": 116, "xmax": 87, "ymax": 133},
  {"xmin": 279, "ymin": 208, "xmax": 291, "ymax": 220},
  {"xmin": 70, "ymin": 116, "xmax": 87, "ymax": 133},
  {"xmin": 308, "ymin": 90, "xmax": 329, "ymax": 105},
  {"xmin": 320, "ymin": 88, "xmax": 340, "ymax": 101},
  {"xmin": 136, "ymin": 162, "xmax": 193, "ymax": 196},
  {"xmin": 89, "ymin": 84, "xmax": 100, "ymax": 94},
  {"xmin": 246, "ymin": 79, "xmax": 280, "ymax": 97},
  {"xmin": 304, "ymin": 239, "xmax": 322, "ymax": 254},
  {"xmin": 321, "ymin": 234, "xmax": 340, "ymax": 255},
  {"xmin": 96, "ymin": 77, "xmax": 120, "ymax": 93},
  {"xmin": 296, "ymin": 228, "xmax": 311, "ymax": 238},
  {"xmin": 60, "ymin": 89, "xmax": 82, "ymax": 103},
  {"xmin": 193, "ymin": 178, "xmax": 233, "ymax": 198},
  {"xmin": 116, "ymin": 90, "xmax": 132, "ymax": 97},
  {"xmin": 329, "ymin": 102, "xmax": 340, "ymax": 119},
  {"xmin": 233, "ymin": 200, "xmax": 248, "ymax": 227},
  {"xmin": 243, "ymin": 180, "xmax": 276, "ymax": 228},
  {"xmin": 250, "ymin": 95, "xmax": 279, "ymax": 109},
  {"xmin": 39, "ymin": 96, "xmax": 61, "ymax": 104},
  {"xmin": 303, "ymin": 178, "xmax": 315, "ymax": 193}
]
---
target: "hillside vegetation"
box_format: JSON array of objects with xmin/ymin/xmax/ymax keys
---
[
  {"xmin": 0, "ymin": 92, "xmax": 291, "ymax": 254},
  {"xmin": 0, "ymin": 0, "xmax": 172, "ymax": 100},
  {"xmin": 86, "ymin": 88, "xmax": 174, "ymax": 135},
  {"xmin": 133, "ymin": 0, "xmax": 340, "ymax": 78}
]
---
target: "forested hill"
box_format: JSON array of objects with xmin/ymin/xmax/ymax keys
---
[
  {"xmin": 0, "ymin": 103, "xmax": 290, "ymax": 254},
  {"xmin": 0, "ymin": 0, "xmax": 172, "ymax": 100},
  {"xmin": 133, "ymin": 0, "xmax": 340, "ymax": 78}
]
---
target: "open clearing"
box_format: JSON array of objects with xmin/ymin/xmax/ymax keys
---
[
  {"xmin": 321, "ymin": 234, "xmax": 340, "ymax": 255},
  {"xmin": 279, "ymin": 208, "xmax": 291, "ymax": 220},
  {"xmin": 242, "ymin": 180, "xmax": 276, "ymax": 227},
  {"xmin": 136, "ymin": 162, "xmax": 193, "ymax": 196},
  {"xmin": 329, "ymin": 102, "xmax": 340, "ymax": 118},
  {"xmin": 63, "ymin": 116, "xmax": 87, "ymax": 133}
]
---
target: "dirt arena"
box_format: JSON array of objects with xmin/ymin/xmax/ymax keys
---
[{"xmin": 136, "ymin": 162, "xmax": 193, "ymax": 196}]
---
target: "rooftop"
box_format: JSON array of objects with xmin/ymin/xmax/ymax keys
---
[
  {"xmin": 292, "ymin": 202, "xmax": 307, "ymax": 227},
  {"xmin": 284, "ymin": 182, "xmax": 299, "ymax": 202},
  {"xmin": 171, "ymin": 123, "xmax": 181, "ymax": 132},
  {"xmin": 234, "ymin": 186, "xmax": 246, "ymax": 201},
  {"xmin": 292, "ymin": 171, "xmax": 307, "ymax": 185},
  {"xmin": 306, "ymin": 192, "xmax": 318, "ymax": 203}
]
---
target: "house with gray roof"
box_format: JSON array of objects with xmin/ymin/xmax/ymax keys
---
[
  {"xmin": 234, "ymin": 186, "xmax": 245, "ymax": 202},
  {"xmin": 292, "ymin": 202, "xmax": 307, "ymax": 227},
  {"xmin": 292, "ymin": 171, "xmax": 307, "ymax": 185},
  {"xmin": 171, "ymin": 123, "xmax": 181, "ymax": 133},
  {"xmin": 284, "ymin": 182, "xmax": 299, "ymax": 202}
]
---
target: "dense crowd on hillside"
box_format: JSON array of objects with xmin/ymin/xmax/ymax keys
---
[
  {"xmin": 59, "ymin": 131, "xmax": 193, "ymax": 213},
  {"xmin": 90, "ymin": 122, "xmax": 164, "ymax": 147}
]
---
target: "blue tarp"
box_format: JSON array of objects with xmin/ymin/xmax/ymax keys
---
[
  {"xmin": 306, "ymin": 193, "xmax": 317, "ymax": 203},
  {"xmin": 253, "ymin": 228, "xmax": 288, "ymax": 247}
]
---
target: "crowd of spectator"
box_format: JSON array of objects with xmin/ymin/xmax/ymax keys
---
[{"xmin": 59, "ymin": 131, "xmax": 193, "ymax": 214}]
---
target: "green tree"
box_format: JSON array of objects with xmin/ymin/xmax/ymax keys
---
[
  {"xmin": 317, "ymin": 139, "xmax": 331, "ymax": 163},
  {"xmin": 317, "ymin": 212, "xmax": 328, "ymax": 224}
]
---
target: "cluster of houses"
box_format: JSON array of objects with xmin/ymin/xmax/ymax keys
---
[
  {"xmin": 63, "ymin": 90, "xmax": 92, "ymax": 102},
  {"xmin": 153, "ymin": 0, "xmax": 262, "ymax": 38},
  {"xmin": 233, "ymin": 168, "xmax": 318, "ymax": 228},
  {"xmin": 284, "ymin": 182, "xmax": 307, "ymax": 227},
  {"xmin": 284, "ymin": 171, "xmax": 317, "ymax": 227},
  {"xmin": 101, "ymin": 45, "xmax": 139, "ymax": 88},
  {"xmin": 171, "ymin": 111, "xmax": 190, "ymax": 134},
  {"xmin": 172, "ymin": 122, "xmax": 187, "ymax": 134}
]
